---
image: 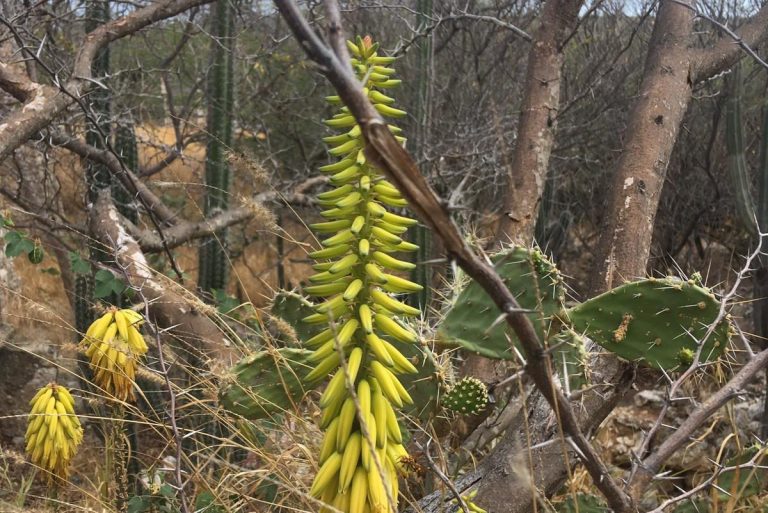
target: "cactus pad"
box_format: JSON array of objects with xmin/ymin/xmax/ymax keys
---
[
  {"xmin": 271, "ymin": 290, "xmax": 322, "ymax": 344},
  {"xmin": 219, "ymin": 347, "xmax": 314, "ymax": 420},
  {"xmin": 442, "ymin": 377, "xmax": 489, "ymax": 415},
  {"xmin": 566, "ymin": 277, "xmax": 730, "ymax": 370},
  {"xmin": 437, "ymin": 246, "xmax": 566, "ymax": 359}
]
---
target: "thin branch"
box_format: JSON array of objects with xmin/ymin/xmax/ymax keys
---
[
  {"xmin": 0, "ymin": 0, "xmax": 216, "ymax": 163},
  {"xmin": 130, "ymin": 176, "xmax": 324, "ymax": 252},
  {"xmin": 628, "ymin": 345, "xmax": 768, "ymax": 498},
  {"xmin": 689, "ymin": 1, "xmax": 768, "ymax": 82},
  {"xmin": 49, "ymin": 133, "xmax": 178, "ymax": 225}
]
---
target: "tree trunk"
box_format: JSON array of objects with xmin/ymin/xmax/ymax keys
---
[
  {"xmin": 460, "ymin": 0, "xmax": 584, "ymax": 435},
  {"xmin": 468, "ymin": 3, "xmax": 697, "ymax": 511},
  {"xmin": 589, "ymin": 0, "xmax": 695, "ymax": 292},
  {"xmin": 496, "ymin": 0, "xmax": 583, "ymax": 244}
]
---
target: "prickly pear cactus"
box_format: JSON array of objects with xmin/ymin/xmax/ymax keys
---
[
  {"xmin": 218, "ymin": 347, "xmax": 314, "ymax": 420},
  {"xmin": 271, "ymin": 290, "xmax": 322, "ymax": 345},
  {"xmin": 548, "ymin": 329, "xmax": 589, "ymax": 392},
  {"xmin": 566, "ymin": 277, "xmax": 731, "ymax": 370},
  {"xmin": 437, "ymin": 246, "xmax": 566, "ymax": 359},
  {"xmin": 442, "ymin": 377, "xmax": 488, "ymax": 415}
]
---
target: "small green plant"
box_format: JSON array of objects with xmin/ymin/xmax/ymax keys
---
[
  {"xmin": 2, "ymin": 214, "xmax": 45, "ymax": 264},
  {"xmin": 438, "ymin": 247, "xmax": 730, "ymax": 372}
]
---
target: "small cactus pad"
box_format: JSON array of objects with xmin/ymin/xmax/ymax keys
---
[
  {"xmin": 219, "ymin": 347, "xmax": 314, "ymax": 420},
  {"xmin": 442, "ymin": 377, "xmax": 489, "ymax": 415},
  {"xmin": 271, "ymin": 290, "xmax": 323, "ymax": 344},
  {"xmin": 566, "ymin": 277, "xmax": 731, "ymax": 370},
  {"xmin": 437, "ymin": 246, "xmax": 566, "ymax": 359}
]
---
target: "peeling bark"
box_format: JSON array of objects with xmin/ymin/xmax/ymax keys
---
[{"xmin": 90, "ymin": 190, "xmax": 235, "ymax": 364}]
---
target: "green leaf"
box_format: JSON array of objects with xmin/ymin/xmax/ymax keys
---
[
  {"xmin": 4, "ymin": 231, "xmax": 20, "ymax": 243},
  {"xmin": 194, "ymin": 491, "xmax": 224, "ymax": 513},
  {"xmin": 68, "ymin": 251, "xmax": 92, "ymax": 275},
  {"xmin": 94, "ymin": 269, "xmax": 128, "ymax": 298},
  {"xmin": 159, "ymin": 484, "xmax": 175, "ymax": 499},
  {"xmin": 127, "ymin": 496, "xmax": 151, "ymax": 513},
  {"xmin": 213, "ymin": 289, "xmax": 245, "ymax": 317},
  {"xmin": 4, "ymin": 231, "xmax": 34, "ymax": 258}
]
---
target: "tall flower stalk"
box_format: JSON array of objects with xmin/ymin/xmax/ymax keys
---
[{"xmin": 303, "ymin": 36, "xmax": 421, "ymax": 513}]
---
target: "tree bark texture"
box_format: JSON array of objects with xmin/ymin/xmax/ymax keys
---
[
  {"xmin": 90, "ymin": 191, "xmax": 235, "ymax": 364},
  {"xmin": 589, "ymin": 1, "xmax": 695, "ymax": 292},
  {"xmin": 461, "ymin": 0, "xmax": 585, "ymax": 433},
  {"xmin": 496, "ymin": 0, "xmax": 584, "ymax": 245}
]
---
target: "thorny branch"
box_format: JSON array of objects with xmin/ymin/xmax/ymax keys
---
[
  {"xmin": 272, "ymin": 1, "xmax": 635, "ymax": 511},
  {"xmin": 627, "ymin": 232, "xmax": 768, "ymax": 499}
]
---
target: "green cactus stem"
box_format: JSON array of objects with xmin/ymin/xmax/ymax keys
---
[
  {"xmin": 437, "ymin": 246, "xmax": 566, "ymax": 360},
  {"xmin": 442, "ymin": 377, "xmax": 488, "ymax": 415},
  {"xmin": 113, "ymin": 122, "xmax": 139, "ymax": 223},
  {"xmin": 198, "ymin": 0, "xmax": 235, "ymax": 294}
]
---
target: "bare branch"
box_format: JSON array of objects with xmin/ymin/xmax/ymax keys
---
[
  {"xmin": 691, "ymin": 2, "xmax": 768, "ymax": 82},
  {"xmin": 89, "ymin": 190, "xmax": 234, "ymax": 363},
  {"xmin": 130, "ymin": 176, "xmax": 324, "ymax": 252},
  {"xmin": 49, "ymin": 133, "xmax": 178, "ymax": 225},
  {"xmin": 0, "ymin": 0, "xmax": 216, "ymax": 163},
  {"xmin": 627, "ymin": 346, "xmax": 768, "ymax": 498}
]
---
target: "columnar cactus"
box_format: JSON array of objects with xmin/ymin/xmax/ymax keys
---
[
  {"xmin": 113, "ymin": 122, "xmax": 139, "ymax": 223},
  {"xmin": 303, "ymin": 36, "xmax": 419, "ymax": 513},
  {"xmin": 26, "ymin": 384, "xmax": 83, "ymax": 480},
  {"xmin": 198, "ymin": 0, "xmax": 235, "ymax": 294}
]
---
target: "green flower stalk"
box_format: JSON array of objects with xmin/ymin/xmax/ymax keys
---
[{"xmin": 304, "ymin": 35, "xmax": 421, "ymax": 513}]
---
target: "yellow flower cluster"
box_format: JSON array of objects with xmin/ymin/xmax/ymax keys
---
[
  {"xmin": 82, "ymin": 308, "xmax": 147, "ymax": 402},
  {"xmin": 25, "ymin": 384, "xmax": 83, "ymax": 480},
  {"xmin": 304, "ymin": 35, "xmax": 422, "ymax": 513}
]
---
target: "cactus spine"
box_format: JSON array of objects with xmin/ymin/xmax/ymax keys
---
[
  {"xmin": 198, "ymin": 0, "xmax": 235, "ymax": 293},
  {"xmin": 304, "ymin": 36, "xmax": 418, "ymax": 513}
]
